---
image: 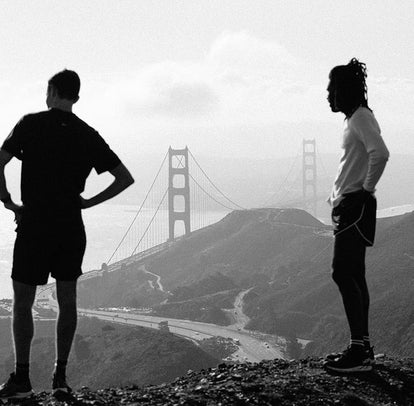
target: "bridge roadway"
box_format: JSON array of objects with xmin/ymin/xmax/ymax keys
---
[{"xmin": 77, "ymin": 308, "xmax": 285, "ymax": 363}]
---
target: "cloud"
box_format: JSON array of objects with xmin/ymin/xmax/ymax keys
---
[
  {"xmin": 82, "ymin": 32, "xmax": 414, "ymax": 138},
  {"xmin": 0, "ymin": 80, "xmax": 46, "ymax": 133},
  {"xmin": 124, "ymin": 76, "xmax": 219, "ymax": 118},
  {"xmin": 0, "ymin": 31, "xmax": 328, "ymax": 148},
  {"xmin": 208, "ymin": 31, "xmax": 299, "ymax": 78},
  {"xmin": 371, "ymin": 77, "xmax": 414, "ymax": 87},
  {"xmin": 96, "ymin": 61, "xmax": 219, "ymax": 121},
  {"xmin": 149, "ymin": 82, "xmax": 218, "ymax": 116},
  {"xmin": 282, "ymin": 84, "xmax": 307, "ymax": 95},
  {"xmin": 369, "ymin": 77, "xmax": 414, "ymax": 129},
  {"xmin": 101, "ymin": 32, "xmax": 313, "ymax": 126}
]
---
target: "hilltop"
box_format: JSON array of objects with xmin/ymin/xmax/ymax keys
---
[
  {"xmin": 147, "ymin": 208, "xmax": 328, "ymax": 289},
  {"xmin": 3, "ymin": 356, "xmax": 413, "ymax": 405}
]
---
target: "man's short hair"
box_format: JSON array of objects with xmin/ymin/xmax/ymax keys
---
[{"xmin": 48, "ymin": 69, "xmax": 80, "ymax": 101}]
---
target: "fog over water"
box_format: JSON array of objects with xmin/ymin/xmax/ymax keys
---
[{"xmin": 0, "ymin": 204, "xmax": 227, "ymax": 299}]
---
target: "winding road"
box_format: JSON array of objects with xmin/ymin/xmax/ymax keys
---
[
  {"xmin": 140, "ymin": 265, "xmax": 166, "ymax": 292},
  {"xmin": 230, "ymin": 288, "xmax": 253, "ymax": 329},
  {"xmin": 45, "ymin": 289, "xmax": 285, "ymax": 363},
  {"xmin": 39, "ymin": 260, "xmax": 286, "ymax": 363}
]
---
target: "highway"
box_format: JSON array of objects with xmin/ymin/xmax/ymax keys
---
[
  {"xmin": 77, "ymin": 308, "xmax": 285, "ymax": 363},
  {"xmin": 37, "ymin": 260, "xmax": 286, "ymax": 363},
  {"xmin": 9, "ymin": 294, "xmax": 286, "ymax": 363}
]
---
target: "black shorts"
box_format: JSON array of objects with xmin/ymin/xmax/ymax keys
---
[
  {"xmin": 12, "ymin": 217, "xmax": 86, "ymax": 286},
  {"xmin": 331, "ymin": 190, "xmax": 377, "ymax": 247}
]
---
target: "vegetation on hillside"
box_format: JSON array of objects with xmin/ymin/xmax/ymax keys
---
[
  {"xmin": 152, "ymin": 290, "xmax": 238, "ymax": 326},
  {"xmin": 170, "ymin": 272, "xmax": 237, "ymax": 301},
  {"xmin": 77, "ymin": 208, "xmax": 413, "ymax": 358},
  {"xmin": 77, "ymin": 264, "xmax": 169, "ymax": 309},
  {"xmin": 198, "ymin": 336, "xmax": 238, "ymax": 360},
  {"xmin": 0, "ymin": 317, "xmax": 219, "ymax": 391}
]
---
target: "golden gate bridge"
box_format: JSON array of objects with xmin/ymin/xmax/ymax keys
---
[{"xmin": 37, "ymin": 140, "xmax": 329, "ymax": 298}]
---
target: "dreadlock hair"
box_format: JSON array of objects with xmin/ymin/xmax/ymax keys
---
[{"xmin": 330, "ymin": 58, "xmax": 370, "ymax": 116}]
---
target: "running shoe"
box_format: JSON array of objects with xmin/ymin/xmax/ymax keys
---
[
  {"xmin": 326, "ymin": 345, "xmax": 375, "ymax": 364},
  {"xmin": 52, "ymin": 373, "xmax": 72, "ymax": 395},
  {"xmin": 365, "ymin": 345, "xmax": 376, "ymax": 365},
  {"xmin": 324, "ymin": 346, "xmax": 372, "ymax": 373},
  {"xmin": 325, "ymin": 345, "xmax": 352, "ymax": 361},
  {"xmin": 0, "ymin": 372, "xmax": 33, "ymax": 400}
]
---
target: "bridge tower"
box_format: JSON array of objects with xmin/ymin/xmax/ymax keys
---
[
  {"xmin": 168, "ymin": 146, "xmax": 191, "ymax": 240},
  {"xmin": 302, "ymin": 139, "xmax": 317, "ymax": 217}
]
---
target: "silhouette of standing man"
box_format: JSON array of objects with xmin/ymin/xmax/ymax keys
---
[
  {"xmin": 325, "ymin": 59, "xmax": 389, "ymax": 372},
  {"xmin": 0, "ymin": 70, "xmax": 134, "ymax": 399}
]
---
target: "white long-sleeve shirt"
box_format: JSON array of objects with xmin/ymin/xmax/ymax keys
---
[{"xmin": 330, "ymin": 107, "xmax": 389, "ymax": 207}]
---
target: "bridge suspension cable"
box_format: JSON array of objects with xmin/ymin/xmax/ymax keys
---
[
  {"xmin": 189, "ymin": 173, "xmax": 238, "ymax": 211},
  {"xmin": 131, "ymin": 187, "xmax": 168, "ymax": 256},
  {"xmin": 264, "ymin": 147, "xmax": 302, "ymax": 207},
  {"xmin": 188, "ymin": 149, "xmax": 246, "ymax": 210},
  {"xmin": 106, "ymin": 150, "xmax": 168, "ymax": 264},
  {"xmin": 107, "ymin": 147, "xmax": 247, "ymax": 267},
  {"xmin": 315, "ymin": 144, "xmax": 331, "ymax": 182}
]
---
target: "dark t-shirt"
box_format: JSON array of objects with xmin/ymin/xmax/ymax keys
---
[{"xmin": 1, "ymin": 108, "xmax": 121, "ymax": 220}]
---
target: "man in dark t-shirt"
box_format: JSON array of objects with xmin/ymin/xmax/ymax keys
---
[{"xmin": 0, "ymin": 70, "xmax": 134, "ymax": 399}]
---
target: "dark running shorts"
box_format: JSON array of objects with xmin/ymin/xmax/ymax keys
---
[
  {"xmin": 12, "ymin": 218, "xmax": 86, "ymax": 286},
  {"xmin": 331, "ymin": 189, "xmax": 377, "ymax": 247}
]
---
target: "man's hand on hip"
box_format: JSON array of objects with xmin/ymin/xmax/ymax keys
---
[
  {"xmin": 80, "ymin": 196, "xmax": 91, "ymax": 209},
  {"xmin": 4, "ymin": 201, "xmax": 24, "ymax": 224}
]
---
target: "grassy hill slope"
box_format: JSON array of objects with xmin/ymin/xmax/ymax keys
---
[
  {"xmin": 242, "ymin": 211, "xmax": 414, "ymax": 357},
  {"xmin": 0, "ymin": 317, "xmax": 219, "ymax": 391},
  {"xmin": 77, "ymin": 207, "xmax": 413, "ymax": 357}
]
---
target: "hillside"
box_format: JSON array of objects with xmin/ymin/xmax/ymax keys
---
[
  {"xmin": 0, "ymin": 317, "xmax": 219, "ymax": 392},
  {"xmin": 77, "ymin": 265, "xmax": 169, "ymax": 309},
  {"xmin": 78, "ymin": 208, "xmax": 331, "ymax": 321},
  {"xmin": 77, "ymin": 207, "xmax": 414, "ymax": 358},
  {"xmin": 243, "ymin": 210, "xmax": 414, "ymax": 358},
  {"xmin": 146, "ymin": 208, "xmax": 329, "ymax": 288},
  {"xmin": 2, "ymin": 356, "xmax": 413, "ymax": 405}
]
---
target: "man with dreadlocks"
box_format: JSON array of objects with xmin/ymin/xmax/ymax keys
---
[{"xmin": 325, "ymin": 58, "xmax": 389, "ymax": 373}]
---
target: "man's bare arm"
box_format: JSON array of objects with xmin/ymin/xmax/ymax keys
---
[{"xmin": 81, "ymin": 163, "xmax": 134, "ymax": 209}]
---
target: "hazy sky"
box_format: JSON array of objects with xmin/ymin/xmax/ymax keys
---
[{"xmin": 1, "ymin": 0, "xmax": 413, "ymax": 161}]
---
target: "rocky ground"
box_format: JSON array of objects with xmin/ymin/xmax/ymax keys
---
[{"xmin": 2, "ymin": 356, "xmax": 413, "ymax": 405}]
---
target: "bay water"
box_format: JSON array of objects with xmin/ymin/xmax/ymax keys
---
[{"xmin": 0, "ymin": 204, "xmax": 227, "ymax": 299}]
